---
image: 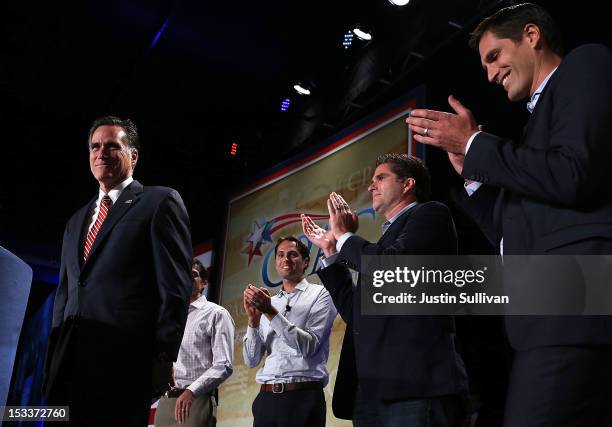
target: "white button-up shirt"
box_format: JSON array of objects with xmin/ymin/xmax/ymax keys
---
[
  {"xmin": 87, "ymin": 176, "xmax": 134, "ymax": 234},
  {"xmin": 242, "ymin": 279, "xmax": 337, "ymax": 385},
  {"xmin": 173, "ymin": 295, "xmax": 235, "ymax": 396}
]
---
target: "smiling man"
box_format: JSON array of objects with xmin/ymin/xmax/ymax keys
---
[
  {"xmin": 405, "ymin": 3, "xmax": 612, "ymax": 426},
  {"xmin": 43, "ymin": 116, "xmax": 192, "ymax": 426},
  {"xmin": 242, "ymin": 236, "xmax": 336, "ymax": 427}
]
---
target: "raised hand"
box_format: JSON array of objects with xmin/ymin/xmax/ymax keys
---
[
  {"xmin": 301, "ymin": 214, "xmax": 337, "ymax": 257},
  {"xmin": 447, "ymin": 123, "xmax": 483, "ymax": 177},
  {"xmin": 328, "ymin": 192, "xmax": 359, "ymax": 240},
  {"xmin": 406, "ymin": 95, "xmax": 479, "ymax": 154},
  {"xmin": 243, "ymin": 284, "xmax": 262, "ymax": 327},
  {"xmin": 244, "ymin": 285, "xmax": 276, "ymax": 317}
]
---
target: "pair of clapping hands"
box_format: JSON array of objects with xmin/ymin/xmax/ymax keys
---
[
  {"xmin": 301, "ymin": 192, "xmax": 358, "ymax": 257},
  {"xmin": 243, "ymin": 284, "xmax": 275, "ymax": 327},
  {"xmin": 242, "ymin": 192, "xmax": 356, "ymax": 325}
]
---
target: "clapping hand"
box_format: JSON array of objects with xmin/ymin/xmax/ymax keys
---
[
  {"xmin": 405, "ymin": 95, "xmax": 480, "ymax": 154},
  {"xmin": 243, "ymin": 285, "xmax": 263, "ymax": 327},
  {"xmin": 327, "ymin": 192, "xmax": 358, "ymax": 239},
  {"xmin": 244, "ymin": 285, "xmax": 276, "ymax": 317},
  {"xmin": 301, "ymin": 214, "xmax": 337, "ymax": 257}
]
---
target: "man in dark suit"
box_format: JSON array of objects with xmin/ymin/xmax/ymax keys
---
[
  {"xmin": 406, "ymin": 3, "xmax": 612, "ymax": 426},
  {"xmin": 302, "ymin": 154, "xmax": 467, "ymax": 426},
  {"xmin": 43, "ymin": 116, "xmax": 193, "ymax": 426}
]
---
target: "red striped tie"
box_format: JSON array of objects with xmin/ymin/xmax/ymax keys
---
[{"xmin": 83, "ymin": 195, "xmax": 112, "ymax": 261}]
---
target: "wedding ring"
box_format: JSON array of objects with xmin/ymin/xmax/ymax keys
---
[{"xmin": 423, "ymin": 128, "xmax": 429, "ymax": 137}]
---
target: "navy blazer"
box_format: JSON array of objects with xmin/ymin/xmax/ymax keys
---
[
  {"xmin": 458, "ymin": 44, "xmax": 612, "ymax": 349},
  {"xmin": 44, "ymin": 180, "xmax": 192, "ymax": 396},
  {"xmin": 318, "ymin": 201, "xmax": 468, "ymax": 419},
  {"xmin": 462, "ymin": 44, "xmax": 612, "ymax": 253}
]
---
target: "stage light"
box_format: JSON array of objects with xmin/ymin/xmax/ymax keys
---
[
  {"xmin": 149, "ymin": 17, "xmax": 170, "ymax": 49},
  {"xmin": 281, "ymin": 98, "xmax": 291, "ymax": 112},
  {"xmin": 352, "ymin": 27, "xmax": 372, "ymax": 41},
  {"xmin": 293, "ymin": 83, "xmax": 311, "ymax": 96},
  {"xmin": 388, "ymin": 0, "xmax": 410, "ymax": 6},
  {"xmin": 343, "ymin": 31, "xmax": 354, "ymax": 49},
  {"xmin": 230, "ymin": 142, "xmax": 238, "ymax": 156}
]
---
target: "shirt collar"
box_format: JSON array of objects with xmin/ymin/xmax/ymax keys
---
[
  {"xmin": 276, "ymin": 278, "xmax": 308, "ymax": 297},
  {"xmin": 98, "ymin": 176, "xmax": 134, "ymax": 204},
  {"xmin": 386, "ymin": 201, "xmax": 418, "ymax": 225},
  {"xmin": 526, "ymin": 67, "xmax": 558, "ymax": 113},
  {"xmin": 190, "ymin": 294, "xmax": 208, "ymax": 309},
  {"xmin": 382, "ymin": 201, "xmax": 418, "ymax": 235}
]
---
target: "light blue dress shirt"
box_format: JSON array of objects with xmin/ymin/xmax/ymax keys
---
[{"xmin": 242, "ymin": 279, "xmax": 337, "ymax": 385}]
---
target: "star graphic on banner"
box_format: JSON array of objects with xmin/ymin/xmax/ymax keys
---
[{"xmin": 242, "ymin": 220, "xmax": 273, "ymax": 266}]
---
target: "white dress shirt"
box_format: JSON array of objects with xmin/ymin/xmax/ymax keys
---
[
  {"xmin": 87, "ymin": 176, "xmax": 134, "ymax": 233},
  {"xmin": 242, "ymin": 279, "xmax": 337, "ymax": 385},
  {"xmin": 174, "ymin": 295, "xmax": 235, "ymax": 396}
]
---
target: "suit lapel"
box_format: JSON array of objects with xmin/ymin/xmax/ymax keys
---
[
  {"xmin": 82, "ymin": 180, "xmax": 143, "ymax": 269},
  {"xmin": 521, "ymin": 118, "xmax": 533, "ymax": 141},
  {"xmin": 377, "ymin": 205, "xmax": 416, "ymax": 246},
  {"xmin": 522, "ymin": 68, "xmax": 557, "ymax": 142}
]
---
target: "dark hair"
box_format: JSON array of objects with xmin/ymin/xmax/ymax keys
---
[
  {"xmin": 193, "ymin": 259, "xmax": 208, "ymax": 281},
  {"xmin": 88, "ymin": 116, "xmax": 141, "ymax": 151},
  {"xmin": 469, "ymin": 3, "xmax": 563, "ymax": 57},
  {"xmin": 376, "ymin": 153, "xmax": 431, "ymax": 201},
  {"xmin": 275, "ymin": 236, "xmax": 310, "ymax": 272}
]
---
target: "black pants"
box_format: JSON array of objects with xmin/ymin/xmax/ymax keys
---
[
  {"xmin": 46, "ymin": 319, "xmax": 152, "ymax": 427},
  {"xmin": 503, "ymin": 346, "xmax": 612, "ymax": 427},
  {"xmin": 352, "ymin": 385, "xmax": 465, "ymax": 427},
  {"xmin": 252, "ymin": 388, "xmax": 326, "ymax": 427}
]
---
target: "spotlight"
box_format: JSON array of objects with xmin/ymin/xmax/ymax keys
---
[
  {"xmin": 388, "ymin": 0, "xmax": 410, "ymax": 6},
  {"xmin": 352, "ymin": 27, "xmax": 372, "ymax": 41},
  {"xmin": 293, "ymin": 83, "xmax": 311, "ymax": 96},
  {"xmin": 343, "ymin": 31, "xmax": 354, "ymax": 49}
]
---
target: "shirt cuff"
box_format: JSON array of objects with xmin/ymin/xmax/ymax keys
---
[
  {"xmin": 320, "ymin": 253, "xmax": 338, "ymax": 268},
  {"xmin": 464, "ymin": 181, "xmax": 483, "ymax": 196},
  {"xmin": 186, "ymin": 383, "xmax": 199, "ymax": 395},
  {"xmin": 335, "ymin": 232, "xmax": 354, "ymax": 252},
  {"xmin": 187, "ymin": 380, "xmax": 214, "ymax": 397},
  {"xmin": 465, "ymin": 131, "xmax": 481, "ymax": 155}
]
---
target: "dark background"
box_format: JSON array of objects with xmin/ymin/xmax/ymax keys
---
[
  {"xmin": 3, "ymin": 0, "xmax": 611, "ymax": 419},
  {"xmin": 3, "ymin": 0, "xmax": 611, "ymax": 268}
]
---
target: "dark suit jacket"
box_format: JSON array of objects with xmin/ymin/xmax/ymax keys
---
[
  {"xmin": 459, "ymin": 44, "xmax": 612, "ymax": 349},
  {"xmin": 43, "ymin": 180, "xmax": 192, "ymax": 397},
  {"xmin": 318, "ymin": 201, "xmax": 468, "ymax": 419}
]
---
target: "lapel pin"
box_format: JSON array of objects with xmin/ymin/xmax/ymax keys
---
[{"xmin": 125, "ymin": 200, "xmax": 133, "ymax": 204}]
